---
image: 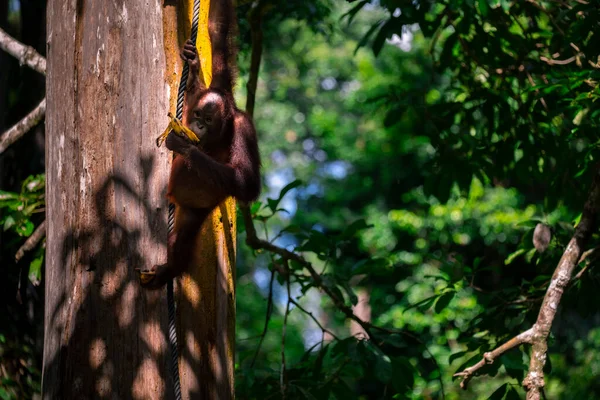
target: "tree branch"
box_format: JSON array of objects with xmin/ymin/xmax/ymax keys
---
[
  {"xmin": 290, "ymin": 298, "xmax": 340, "ymax": 341},
  {"xmin": 239, "ymin": 0, "xmax": 381, "ymax": 339},
  {"xmin": 250, "ymin": 269, "xmax": 275, "ymax": 367},
  {"xmin": 524, "ymin": 168, "xmax": 600, "ymax": 399},
  {"xmin": 0, "ymin": 27, "xmax": 46, "ymax": 75},
  {"xmin": 239, "ymin": 9, "xmax": 445, "ymax": 399},
  {"xmin": 454, "ymin": 328, "xmax": 535, "ymax": 389},
  {"xmin": 15, "ymin": 220, "xmax": 46, "ymax": 262},
  {"xmin": 244, "ymin": 2, "xmax": 265, "ymax": 118},
  {"xmin": 280, "ymin": 276, "xmax": 291, "ymax": 400},
  {"xmin": 455, "ymin": 168, "xmax": 600, "ymax": 399},
  {"xmin": 0, "ymin": 98, "xmax": 46, "ymax": 155},
  {"xmin": 540, "ymin": 55, "xmax": 577, "ymax": 65},
  {"xmin": 571, "ymin": 246, "xmax": 600, "ymax": 281},
  {"xmin": 245, "ymin": 229, "xmax": 377, "ymax": 336}
]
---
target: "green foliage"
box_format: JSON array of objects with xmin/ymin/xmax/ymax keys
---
[
  {"xmin": 0, "ymin": 174, "xmax": 45, "ymax": 284},
  {"xmin": 349, "ymin": 0, "xmax": 600, "ymax": 208},
  {"xmin": 3, "ymin": 0, "xmax": 600, "ymax": 398},
  {"xmin": 236, "ymin": 0, "xmax": 600, "ymax": 398},
  {"xmin": 0, "ymin": 174, "xmax": 44, "ymax": 238}
]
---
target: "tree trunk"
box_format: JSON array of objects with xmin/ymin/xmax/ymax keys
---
[
  {"xmin": 0, "ymin": 0, "xmax": 8, "ymax": 268},
  {"xmin": 43, "ymin": 0, "xmax": 171, "ymax": 398},
  {"xmin": 43, "ymin": 0, "xmax": 236, "ymax": 398}
]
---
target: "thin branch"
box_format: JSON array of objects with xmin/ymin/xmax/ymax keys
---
[
  {"xmin": 0, "ymin": 98, "xmax": 46, "ymax": 155},
  {"xmin": 540, "ymin": 55, "xmax": 577, "ymax": 65},
  {"xmin": 455, "ymin": 168, "xmax": 600, "ymax": 399},
  {"xmin": 240, "ymin": 0, "xmax": 405, "ymax": 348},
  {"xmin": 525, "ymin": 0, "xmax": 565, "ymax": 36},
  {"xmin": 572, "ymin": 246, "xmax": 600, "ymax": 281},
  {"xmin": 246, "ymin": 230, "xmax": 376, "ymax": 333},
  {"xmin": 280, "ymin": 276, "xmax": 291, "ymax": 400},
  {"xmin": 15, "ymin": 220, "xmax": 46, "ymax": 262},
  {"xmin": 454, "ymin": 328, "xmax": 535, "ymax": 389},
  {"xmin": 245, "ymin": 3, "xmax": 263, "ymax": 118},
  {"xmin": 526, "ymin": 72, "xmax": 549, "ymax": 111},
  {"xmin": 250, "ymin": 270, "xmax": 275, "ymax": 367},
  {"xmin": 0, "ymin": 27, "xmax": 46, "ymax": 75},
  {"xmin": 290, "ymin": 298, "xmax": 340, "ymax": 340},
  {"xmin": 240, "ymin": 8, "xmax": 446, "ymax": 399}
]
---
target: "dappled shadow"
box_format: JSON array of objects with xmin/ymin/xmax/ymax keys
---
[{"xmin": 42, "ymin": 153, "xmax": 235, "ymax": 399}]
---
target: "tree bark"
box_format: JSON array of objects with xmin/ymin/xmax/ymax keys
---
[
  {"xmin": 0, "ymin": 0, "xmax": 8, "ymax": 269},
  {"xmin": 43, "ymin": 0, "xmax": 171, "ymax": 398},
  {"xmin": 43, "ymin": 0, "xmax": 236, "ymax": 398}
]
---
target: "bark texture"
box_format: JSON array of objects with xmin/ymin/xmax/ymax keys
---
[{"xmin": 43, "ymin": 0, "xmax": 171, "ymax": 398}]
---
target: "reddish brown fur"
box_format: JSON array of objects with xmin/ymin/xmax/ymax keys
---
[{"xmin": 142, "ymin": 0, "xmax": 260, "ymax": 288}]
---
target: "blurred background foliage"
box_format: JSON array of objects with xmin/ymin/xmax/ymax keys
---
[{"xmin": 1, "ymin": 0, "xmax": 600, "ymax": 399}]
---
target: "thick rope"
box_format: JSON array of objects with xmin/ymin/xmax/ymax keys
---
[{"xmin": 168, "ymin": 1, "xmax": 201, "ymax": 398}]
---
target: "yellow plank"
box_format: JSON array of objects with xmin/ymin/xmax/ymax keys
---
[
  {"xmin": 172, "ymin": 1, "xmax": 236, "ymax": 397},
  {"xmin": 197, "ymin": 0, "xmax": 213, "ymax": 86}
]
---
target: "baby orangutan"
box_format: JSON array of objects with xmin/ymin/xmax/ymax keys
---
[{"xmin": 139, "ymin": 2, "xmax": 260, "ymax": 288}]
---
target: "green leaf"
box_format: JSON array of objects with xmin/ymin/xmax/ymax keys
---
[
  {"xmin": 351, "ymin": 258, "xmax": 390, "ymax": 276},
  {"xmin": 404, "ymin": 295, "xmax": 437, "ymax": 313},
  {"xmin": 29, "ymin": 250, "xmax": 44, "ymax": 285},
  {"xmin": 478, "ymin": 0, "xmax": 490, "ymax": 17},
  {"xmin": 298, "ymin": 230, "xmax": 330, "ymax": 255},
  {"xmin": 372, "ymin": 19, "xmax": 392, "ymax": 56},
  {"xmin": 505, "ymin": 248, "xmax": 525, "ymax": 265},
  {"xmin": 505, "ymin": 386, "xmax": 522, "ymax": 400},
  {"xmin": 500, "ymin": 351, "xmax": 526, "ymax": 371},
  {"xmin": 455, "ymin": 354, "xmax": 482, "ymax": 377},
  {"xmin": 434, "ymin": 291, "xmax": 454, "ymax": 314},
  {"xmin": 296, "ymin": 385, "xmax": 318, "ymax": 400},
  {"xmin": 339, "ymin": 280, "xmax": 359, "ymax": 306},
  {"xmin": 487, "ymin": 383, "xmax": 509, "ymax": 400},
  {"xmin": 267, "ymin": 180, "xmax": 302, "ymax": 213},
  {"xmin": 339, "ymin": 218, "xmax": 372, "ymax": 240},
  {"xmin": 374, "ymin": 353, "xmax": 392, "ymax": 384},
  {"xmin": 449, "ymin": 351, "xmax": 467, "ymax": 365},
  {"xmin": 341, "ymin": 0, "xmax": 369, "ymax": 26},
  {"xmin": 3, "ymin": 215, "xmax": 16, "ymax": 231},
  {"xmin": 250, "ymin": 201, "xmax": 262, "ymax": 215},
  {"xmin": 355, "ymin": 19, "xmax": 384, "ymax": 55},
  {"xmin": 391, "ymin": 356, "xmax": 415, "ymax": 392},
  {"xmin": 0, "ymin": 190, "xmax": 19, "ymax": 201},
  {"xmin": 18, "ymin": 220, "xmax": 35, "ymax": 237}
]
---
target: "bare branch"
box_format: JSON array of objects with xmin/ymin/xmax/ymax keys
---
[
  {"xmin": 280, "ymin": 276, "xmax": 291, "ymax": 400},
  {"xmin": 573, "ymin": 249, "xmax": 599, "ymax": 281},
  {"xmin": 540, "ymin": 55, "xmax": 577, "ymax": 65},
  {"xmin": 526, "ymin": 72, "xmax": 549, "ymax": 111},
  {"xmin": 454, "ymin": 328, "xmax": 535, "ymax": 389},
  {"xmin": 290, "ymin": 298, "xmax": 340, "ymax": 341},
  {"xmin": 0, "ymin": 98, "xmax": 46, "ymax": 154},
  {"xmin": 525, "ymin": 0, "xmax": 565, "ymax": 36},
  {"xmin": 455, "ymin": 168, "xmax": 600, "ymax": 399},
  {"xmin": 245, "ymin": 226, "xmax": 376, "ymax": 333},
  {"xmin": 239, "ymin": 10, "xmax": 446, "ymax": 399},
  {"xmin": 244, "ymin": 3, "xmax": 264, "ymax": 118},
  {"xmin": 244, "ymin": 0, "xmax": 273, "ymax": 117},
  {"xmin": 15, "ymin": 220, "xmax": 46, "ymax": 262},
  {"xmin": 524, "ymin": 169, "xmax": 600, "ymax": 399},
  {"xmin": 250, "ymin": 270, "xmax": 275, "ymax": 367},
  {"xmin": 239, "ymin": 0, "xmax": 379, "ymax": 339},
  {"xmin": 0, "ymin": 27, "xmax": 46, "ymax": 75}
]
